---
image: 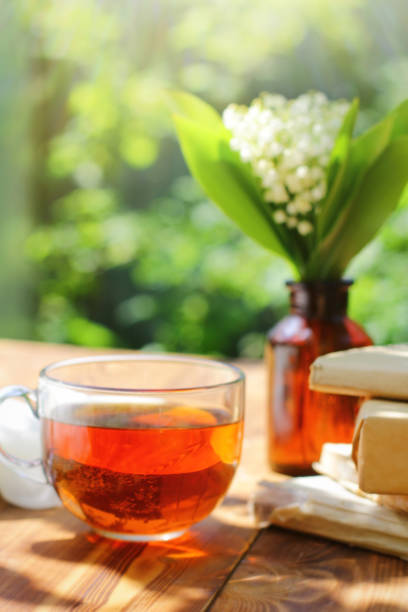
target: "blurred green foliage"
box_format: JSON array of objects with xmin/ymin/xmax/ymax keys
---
[{"xmin": 2, "ymin": 0, "xmax": 408, "ymax": 356}]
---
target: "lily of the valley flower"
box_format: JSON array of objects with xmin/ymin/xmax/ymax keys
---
[
  {"xmin": 171, "ymin": 89, "xmax": 408, "ymax": 279},
  {"xmin": 223, "ymin": 92, "xmax": 349, "ymax": 235}
]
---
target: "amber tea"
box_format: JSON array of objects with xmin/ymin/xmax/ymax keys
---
[
  {"xmin": 1, "ymin": 354, "xmax": 244, "ymax": 541},
  {"xmin": 43, "ymin": 404, "xmax": 243, "ymax": 538}
]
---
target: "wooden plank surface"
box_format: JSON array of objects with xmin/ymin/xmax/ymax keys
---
[
  {"xmin": 0, "ymin": 500, "xmax": 257, "ymax": 611},
  {"xmin": 0, "ymin": 340, "xmax": 267, "ymax": 611},
  {"xmin": 211, "ymin": 528, "xmax": 408, "ymax": 611},
  {"xmin": 2, "ymin": 340, "xmax": 408, "ymax": 610}
]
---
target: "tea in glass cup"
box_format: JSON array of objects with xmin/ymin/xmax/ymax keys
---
[{"xmin": 0, "ymin": 355, "xmax": 244, "ymax": 541}]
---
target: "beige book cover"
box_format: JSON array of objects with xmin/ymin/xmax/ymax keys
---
[
  {"xmin": 309, "ymin": 344, "xmax": 408, "ymax": 399},
  {"xmin": 352, "ymin": 399, "xmax": 408, "ymax": 494}
]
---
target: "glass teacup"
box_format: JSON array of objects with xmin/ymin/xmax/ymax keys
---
[{"xmin": 0, "ymin": 354, "xmax": 244, "ymax": 541}]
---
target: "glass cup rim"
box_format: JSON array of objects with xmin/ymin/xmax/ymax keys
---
[{"xmin": 39, "ymin": 353, "xmax": 245, "ymax": 394}]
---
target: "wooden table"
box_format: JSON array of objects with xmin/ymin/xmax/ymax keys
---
[{"xmin": 1, "ymin": 340, "xmax": 408, "ymax": 610}]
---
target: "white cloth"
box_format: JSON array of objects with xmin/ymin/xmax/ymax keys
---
[{"xmin": 0, "ymin": 399, "xmax": 61, "ymax": 509}]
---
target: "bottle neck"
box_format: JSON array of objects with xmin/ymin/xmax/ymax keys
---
[{"xmin": 287, "ymin": 280, "xmax": 352, "ymax": 319}]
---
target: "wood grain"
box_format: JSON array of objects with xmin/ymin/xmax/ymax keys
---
[
  {"xmin": 0, "ymin": 340, "xmax": 265, "ymax": 611},
  {"xmin": 0, "ymin": 501, "xmax": 258, "ymax": 611},
  {"xmin": 2, "ymin": 340, "xmax": 408, "ymax": 610},
  {"xmin": 211, "ymin": 527, "xmax": 408, "ymax": 611}
]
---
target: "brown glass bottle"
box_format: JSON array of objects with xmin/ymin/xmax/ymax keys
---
[{"xmin": 266, "ymin": 280, "xmax": 372, "ymax": 475}]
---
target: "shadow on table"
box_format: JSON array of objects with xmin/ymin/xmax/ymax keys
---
[
  {"xmin": 0, "ymin": 501, "xmax": 79, "ymax": 526},
  {"xmin": 31, "ymin": 522, "xmax": 236, "ymax": 564},
  {"xmin": 29, "ymin": 517, "xmax": 256, "ymax": 610},
  {"xmin": 0, "ymin": 566, "xmax": 82, "ymax": 608}
]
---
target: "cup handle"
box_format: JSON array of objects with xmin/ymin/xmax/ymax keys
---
[{"xmin": 0, "ymin": 385, "xmax": 46, "ymax": 484}]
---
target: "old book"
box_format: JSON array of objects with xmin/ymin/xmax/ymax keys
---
[
  {"xmin": 314, "ymin": 441, "xmax": 408, "ymax": 513},
  {"xmin": 309, "ymin": 344, "xmax": 408, "ymax": 400},
  {"xmin": 352, "ymin": 399, "xmax": 408, "ymax": 494},
  {"xmin": 252, "ymin": 475, "xmax": 408, "ymax": 560},
  {"xmin": 313, "ymin": 443, "xmax": 358, "ymax": 486}
]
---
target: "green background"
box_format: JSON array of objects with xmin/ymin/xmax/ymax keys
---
[{"xmin": 2, "ymin": 0, "xmax": 408, "ymax": 357}]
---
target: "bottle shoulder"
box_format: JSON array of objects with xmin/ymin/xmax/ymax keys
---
[
  {"xmin": 342, "ymin": 317, "xmax": 373, "ymax": 346},
  {"xmin": 267, "ymin": 314, "xmax": 372, "ymax": 348}
]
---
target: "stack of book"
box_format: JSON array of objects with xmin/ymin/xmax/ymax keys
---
[
  {"xmin": 310, "ymin": 344, "xmax": 408, "ymax": 495},
  {"xmin": 253, "ymin": 345, "xmax": 408, "ymax": 559}
]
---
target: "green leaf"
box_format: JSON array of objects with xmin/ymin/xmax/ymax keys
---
[
  {"xmin": 168, "ymin": 90, "xmax": 309, "ymax": 271},
  {"xmin": 172, "ymin": 114, "xmax": 297, "ymax": 265},
  {"xmin": 165, "ymin": 90, "xmax": 222, "ymax": 127},
  {"xmin": 329, "ymin": 99, "xmax": 408, "ymax": 222},
  {"xmin": 216, "ymin": 133, "xmax": 306, "ymax": 269},
  {"xmin": 318, "ymin": 98, "xmax": 359, "ymax": 238},
  {"xmin": 390, "ymin": 99, "xmax": 408, "ymax": 138},
  {"xmin": 167, "ymin": 91, "xmax": 264, "ymax": 197},
  {"xmin": 326, "ymin": 99, "xmax": 359, "ymax": 192},
  {"xmin": 305, "ymin": 135, "xmax": 408, "ymax": 279},
  {"xmin": 317, "ymin": 99, "xmax": 408, "ymax": 253}
]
